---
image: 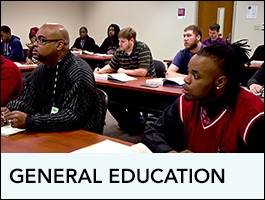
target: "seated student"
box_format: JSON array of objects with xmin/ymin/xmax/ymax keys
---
[
  {"xmin": 242, "ymin": 44, "xmax": 264, "ymax": 86},
  {"xmin": 247, "ymin": 63, "xmax": 264, "ymax": 95},
  {"xmin": 166, "ymin": 25, "xmax": 205, "ymax": 78},
  {"xmin": 1, "ymin": 55, "xmax": 23, "ymax": 106},
  {"xmin": 1, "ymin": 25, "xmax": 25, "ymax": 62},
  {"xmin": 202, "ymin": 23, "xmax": 226, "ymax": 46},
  {"xmin": 99, "ymin": 24, "xmax": 120, "ymax": 55},
  {"xmin": 94, "ymin": 27, "xmax": 156, "ymax": 134},
  {"xmin": 142, "ymin": 40, "xmax": 264, "ymax": 153},
  {"xmin": 1, "ymin": 23, "xmax": 102, "ymax": 133},
  {"xmin": 71, "ymin": 26, "xmax": 99, "ymax": 53},
  {"xmin": 247, "ymin": 44, "xmax": 264, "ymax": 68},
  {"xmin": 26, "ymin": 27, "xmax": 41, "ymax": 65}
]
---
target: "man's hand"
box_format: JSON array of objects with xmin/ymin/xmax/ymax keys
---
[
  {"xmin": 4, "ymin": 110, "xmax": 27, "ymax": 129},
  {"xmin": 250, "ymin": 84, "xmax": 264, "ymax": 94},
  {"xmin": 117, "ymin": 68, "xmax": 127, "ymax": 74}
]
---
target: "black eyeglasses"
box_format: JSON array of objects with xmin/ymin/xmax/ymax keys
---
[{"xmin": 33, "ymin": 38, "xmax": 63, "ymax": 45}]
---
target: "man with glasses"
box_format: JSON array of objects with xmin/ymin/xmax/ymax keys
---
[{"xmin": 1, "ymin": 23, "xmax": 103, "ymax": 134}]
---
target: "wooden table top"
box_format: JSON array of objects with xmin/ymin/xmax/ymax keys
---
[
  {"xmin": 74, "ymin": 53, "xmax": 113, "ymax": 61},
  {"xmin": 95, "ymin": 77, "xmax": 183, "ymax": 97},
  {"xmin": 1, "ymin": 129, "xmax": 133, "ymax": 153}
]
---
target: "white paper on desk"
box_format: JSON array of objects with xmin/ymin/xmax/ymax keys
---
[
  {"xmin": 108, "ymin": 73, "xmax": 137, "ymax": 82},
  {"xmin": 1, "ymin": 124, "xmax": 25, "ymax": 137},
  {"xmin": 94, "ymin": 53, "xmax": 113, "ymax": 57},
  {"xmin": 14, "ymin": 62, "xmax": 38, "ymax": 68},
  {"xmin": 250, "ymin": 60, "xmax": 264, "ymax": 65},
  {"xmin": 83, "ymin": 50, "xmax": 94, "ymax": 55},
  {"xmin": 146, "ymin": 77, "xmax": 185, "ymax": 86},
  {"xmin": 94, "ymin": 73, "xmax": 109, "ymax": 80},
  {"xmin": 146, "ymin": 78, "xmax": 164, "ymax": 85},
  {"xmin": 71, "ymin": 139, "xmax": 152, "ymax": 153},
  {"xmin": 71, "ymin": 50, "xmax": 82, "ymax": 54},
  {"xmin": 163, "ymin": 77, "xmax": 185, "ymax": 85}
]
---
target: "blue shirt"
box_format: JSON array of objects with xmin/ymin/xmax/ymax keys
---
[{"xmin": 172, "ymin": 44, "xmax": 205, "ymax": 74}]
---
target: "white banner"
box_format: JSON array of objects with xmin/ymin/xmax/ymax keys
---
[{"xmin": 1, "ymin": 153, "xmax": 264, "ymax": 199}]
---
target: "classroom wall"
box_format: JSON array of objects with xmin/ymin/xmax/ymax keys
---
[
  {"xmin": 233, "ymin": 1, "xmax": 264, "ymax": 56},
  {"xmin": 1, "ymin": 1, "xmax": 85, "ymax": 50},
  {"xmin": 83, "ymin": 1, "xmax": 198, "ymax": 61},
  {"xmin": 1, "ymin": 1, "xmax": 264, "ymax": 61}
]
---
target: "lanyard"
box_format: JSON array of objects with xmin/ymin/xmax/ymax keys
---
[{"xmin": 52, "ymin": 64, "xmax": 59, "ymax": 107}]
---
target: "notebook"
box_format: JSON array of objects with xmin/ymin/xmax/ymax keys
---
[
  {"xmin": 94, "ymin": 73, "xmax": 137, "ymax": 82},
  {"xmin": 1, "ymin": 124, "xmax": 25, "ymax": 137},
  {"xmin": 146, "ymin": 77, "xmax": 185, "ymax": 87}
]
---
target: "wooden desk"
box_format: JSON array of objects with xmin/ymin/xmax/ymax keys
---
[
  {"xmin": 96, "ymin": 77, "xmax": 182, "ymax": 115},
  {"xmin": 18, "ymin": 64, "xmax": 38, "ymax": 72},
  {"xmin": 1, "ymin": 129, "xmax": 133, "ymax": 153},
  {"xmin": 74, "ymin": 53, "xmax": 113, "ymax": 61},
  {"xmin": 15, "ymin": 62, "xmax": 38, "ymax": 78},
  {"xmin": 163, "ymin": 59, "xmax": 173, "ymax": 67},
  {"xmin": 163, "ymin": 59, "xmax": 173, "ymax": 63}
]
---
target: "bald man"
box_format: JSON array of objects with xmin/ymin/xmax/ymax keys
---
[{"xmin": 1, "ymin": 23, "xmax": 103, "ymax": 133}]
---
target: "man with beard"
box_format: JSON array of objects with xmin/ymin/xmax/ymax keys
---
[
  {"xmin": 141, "ymin": 40, "xmax": 264, "ymax": 153},
  {"xmin": 166, "ymin": 25, "xmax": 205, "ymax": 78},
  {"xmin": 94, "ymin": 27, "xmax": 156, "ymax": 135}
]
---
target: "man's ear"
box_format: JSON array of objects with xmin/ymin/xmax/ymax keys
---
[
  {"xmin": 57, "ymin": 40, "xmax": 64, "ymax": 50},
  {"xmin": 215, "ymin": 76, "xmax": 227, "ymax": 89},
  {"xmin": 196, "ymin": 34, "xmax": 201, "ymax": 42},
  {"xmin": 130, "ymin": 38, "xmax": 134, "ymax": 43}
]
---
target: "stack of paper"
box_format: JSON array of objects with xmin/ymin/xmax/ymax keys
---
[
  {"xmin": 94, "ymin": 53, "xmax": 113, "ymax": 57},
  {"xmin": 14, "ymin": 62, "xmax": 38, "ymax": 68},
  {"xmin": 94, "ymin": 73, "xmax": 109, "ymax": 80},
  {"xmin": 1, "ymin": 124, "xmax": 25, "ymax": 137},
  {"xmin": 94, "ymin": 73, "xmax": 137, "ymax": 82},
  {"xmin": 108, "ymin": 73, "xmax": 137, "ymax": 82},
  {"xmin": 71, "ymin": 50, "xmax": 82, "ymax": 54},
  {"xmin": 71, "ymin": 139, "xmax": 152, "ymax": 153},
  {"xmin": 250, "ymin": 60, "xmax": 264, "ymax": 65},
  {"xmin": 83, "ymin": 50, "xmax": 94, "ymax": 55},
  {"xmin": 146, "ymin": 77, "xmax": 185, "ymax": 87},
  {"xmin": 146, "ymin": 78, "xmax": 164, "ymax": 85},
  {"xmin": 163, "ymin": 77, "xmax": 185, "ymax": 87}
]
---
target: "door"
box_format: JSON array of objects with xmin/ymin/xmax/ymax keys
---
[{"xmin": 198, "ymin": 1, "xmax": 234, "ymax": 42}]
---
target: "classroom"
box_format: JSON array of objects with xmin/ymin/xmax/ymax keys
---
[
  {"xmin": 1, "ymin": 1, "xmax": 264, "ymax": 199},
  {"xmin": 1, "ymin": 1, "xmax": 264, "ymax": 60},
  {"xmin": 1, "ymin": 1, "xmax": 264, "ymax": 151}
]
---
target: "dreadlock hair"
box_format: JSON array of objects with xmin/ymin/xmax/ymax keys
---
[{"xmin": 196, "ymin": 39, "xmax": 251, "ymax": 108}]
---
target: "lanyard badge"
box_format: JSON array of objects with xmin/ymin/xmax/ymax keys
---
[{"xmin": 51, "ymin": 106, "xmax": 59, "ymax": 114}]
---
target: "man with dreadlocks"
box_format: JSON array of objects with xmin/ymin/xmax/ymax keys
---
[{"xmin": 142, "ymin": 39, "xmax": 264, "ymax": 153}]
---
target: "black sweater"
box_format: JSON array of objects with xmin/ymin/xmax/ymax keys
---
[
  {"xmin": 71, "ymin": 36, "xmax": 99, "ymax": 53},
  {"xmin": 7, "ymin": 50, "xmax": 102, "ymax": 133},
  {"xmin": 247, "ymin": 63, "xmax": 264, "ymax": 88}
]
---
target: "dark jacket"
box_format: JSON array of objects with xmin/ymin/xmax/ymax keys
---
[
  {"xmin": 1, "ymin": 35, "xmax": 25, "ymax": 62},
  {"xmin": 71, "ymin": 36, "xmax": 99, "ymax": 53},
  {"xmin": 99, "ymin": 37, "xmax": 119, "ymax": 54}
]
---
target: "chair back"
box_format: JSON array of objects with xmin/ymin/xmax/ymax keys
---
[
  {"xmin": 23, "ymin": 49, "xmax": 29, "ymax": 62},
  {"xmin": 97, "ymin": 88, "xmax": 108, "ymax": 134},
  {"xmin": 154, "ymin": 59, "xmax": 166, "ymax": 78}
]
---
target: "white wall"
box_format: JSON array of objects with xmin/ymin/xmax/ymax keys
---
[
  {"xmin": 233, "ymin": 1, "xmax": 264, "ymax": 56},
  {"xmin": 1, "ymin": 1, "xmax": 264, "ymax": 60},
  {"xmin": 83, "ymin": 1, "xmax": 198, "ymax": 61},
  {"xmin": 1, "ymin": 1, "xmax": 85, "ymax": 50}
]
